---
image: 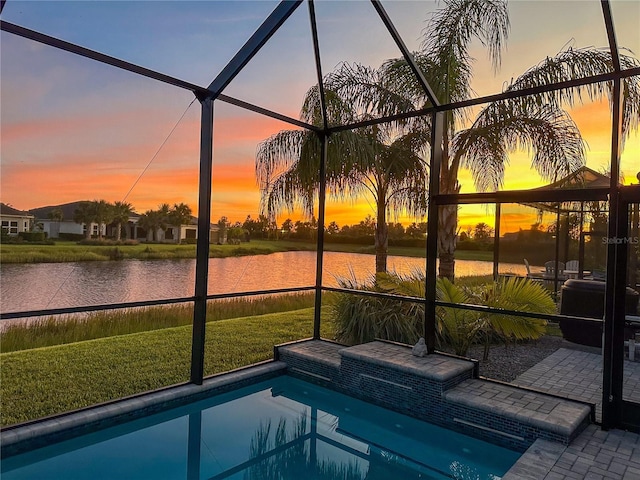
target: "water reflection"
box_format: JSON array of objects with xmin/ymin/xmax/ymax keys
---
[{"xmin": 0, "ymin": 252, "xmax": 526, "ymax": 313}]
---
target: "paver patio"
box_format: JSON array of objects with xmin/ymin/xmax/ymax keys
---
[{"xmin": 504, "ymin": 345, "xmax": 640, "ymax": 479}]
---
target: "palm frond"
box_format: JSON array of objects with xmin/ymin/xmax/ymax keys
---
[
  {"xmin": 380, "ymin": 53, "xmax": 470, "ymax": 130},
  {"xmin": 505, "ymin": 47, "xmax": 640, "ymax": 140},
  {"xmin": 331, "ymin": 271, "xmax": 424, "ymax": 345},
  {"xmin": 423, "ymin": 0, "xmax": 510, "ymax": 72},
  {"xmin": 453, "ymin": 101, "xmax": 585, "ymax": 191},
  {"xmin": 421, "ymin": 0, "xmax": 509, "ymax": 109},
  {"xmin": 435, "ymin": 277, "xmax": 482, "ymax": 355},
  {"xmin": 484, "ymin": 277, "xmax": 553, "ymax": 341},
  {"xmin": 323, "ymin": 62, "xmax": 421, "ymax": 121},
  {"xmin": 256, "ymin": 129, "xmax": 309, "ymax": 190}
]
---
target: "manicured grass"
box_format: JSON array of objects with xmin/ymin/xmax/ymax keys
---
[
  {"xmin": 1, "ymin": 293, "xmax": 315, "ymax": 352},
  {"xmin": 0, "ymin": 307, "xmax": 335, "ymax": 426}
]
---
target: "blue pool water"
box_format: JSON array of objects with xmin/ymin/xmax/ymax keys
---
[{"xmin": 1, "ymin": 376, "xmax": 520, "ymax": 479}]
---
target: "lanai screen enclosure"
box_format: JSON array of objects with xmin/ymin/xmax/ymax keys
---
[{"xmin": 1, "ymin": 0, "xmax": 639, "ymax": 432}]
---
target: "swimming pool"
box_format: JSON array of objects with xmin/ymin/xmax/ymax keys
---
[{"xmin": 1, "ymin": 376, "xmax": 520, "ymax": 479}]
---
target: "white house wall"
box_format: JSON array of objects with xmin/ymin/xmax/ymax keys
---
[
  {"xmin": 1, "ymin": 214, "xmax": 33, "ymax": 235},
  {"xmin": 39, "ymin": 220, "xmax": 102, "ymax": 238}
]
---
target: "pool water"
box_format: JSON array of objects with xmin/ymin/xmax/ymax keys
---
[{"xmin": 1, "ymin": 376, "xmax": 520, "ymax": 479}]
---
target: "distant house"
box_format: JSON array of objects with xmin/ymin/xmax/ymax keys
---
[
  {"xmin": 0, "ymin": 203, "xmax": 34, "ymax": 236},
  {"xmin": 30, "ymin": 201, "xmax": 219, "ymax": 243},
  {"xmin": 130, "ymin": 217, "xmax": 220, "ymax": 244},
  {"xmin": 30, "ymin": 202, "xmax": 103, "ymax": 239}
]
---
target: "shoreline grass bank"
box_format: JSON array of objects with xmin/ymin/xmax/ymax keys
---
[
  {"xmin": 1, "ymin": 293, "xmax": 316, "ymax": 352},
  {"xmin": 0, "ymin": 239, "xmax": 494, "ymax": 264},
  {"xmin": 1, "ymin": 307, "xmax": 335, "ymax": 426}
]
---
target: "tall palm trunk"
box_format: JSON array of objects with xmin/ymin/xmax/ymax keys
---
[
  {"xmin": 437, "ymin": 132, "xmax": 459, "ymax": 281},
  {"xmin": 116, "ymin": 223, "xmax": 122, "ymax": 242},
  {"xmin": 437, "ymin": 203, "xmax": 458, "ymax": 280},
  {"xmin": 374, "ymin": 197, "xmax": 388, "ymax": 273}
]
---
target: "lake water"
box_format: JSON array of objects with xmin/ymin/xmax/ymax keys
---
[{"xmin": 0, "ymin": 251, "xmax": 525, "ymax": 314}]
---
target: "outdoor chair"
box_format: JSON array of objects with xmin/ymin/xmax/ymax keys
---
[
  {"xmin": 565, "ymin": 260, "xmax": 579, "ymax": 271},
  {"xmin": 523, "ymin": 259, "xmax": 544, "ymax": 283},
  {"xmin": 564, "ymin": 260, "xmax": 592, "ymax": 279}
]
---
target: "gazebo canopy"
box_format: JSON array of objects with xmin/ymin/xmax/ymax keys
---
[
  {"xmin": 532, "ymin": 166, "xmax": 612, "ymax": 191},
  {"xmin": 522, "ymin": 166, "xmax": 612, "ymax": 215}
]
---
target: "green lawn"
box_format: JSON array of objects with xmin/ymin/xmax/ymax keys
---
[{"xmin": 0, "ymin": 308, "xmax": 335, "ymax": 426}]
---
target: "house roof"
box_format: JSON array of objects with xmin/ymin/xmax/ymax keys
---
[
  {"xmin": 0, "ymin": 203, "xmax": 34, "ymax": 217},
  {"xmin": 29, "ymin": 201, "xmax": 141, "ymax": 221},
  {"xmin": 30, "ymin": 201, "xmax": 88, "ymax": 221}
]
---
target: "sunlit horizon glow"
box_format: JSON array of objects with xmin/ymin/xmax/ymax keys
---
[{"xmin": 1, "ymin": 1, "xmax": 638, "ymax": 234}]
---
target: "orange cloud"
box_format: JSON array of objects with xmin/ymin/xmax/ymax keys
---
[{"xmin": 215, "ymin": 114, "xmax": 300, "ymax": 146}]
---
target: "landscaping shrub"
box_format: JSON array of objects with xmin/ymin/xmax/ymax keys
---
[
  {"xmin": 19, "ymin": 231, "xmax": 46, "ymax": 242},
  {"xmin": 331, "ymin": 272, "xmax": 424, "ymax": 345},
  {"xmin": 58, "ymin": 232, "xmax": 85, "ymax": 241},
  {"xmin": 331, "ymin": 271, "xmax": 553, "ymax": 358}
]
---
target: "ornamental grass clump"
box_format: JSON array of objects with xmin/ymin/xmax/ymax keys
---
[{"xmin": 331, "ymin": 271, "xmax": 424, "ymax": 345}]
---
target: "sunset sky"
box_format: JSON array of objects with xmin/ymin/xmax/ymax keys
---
[{"xmin": 1, "ymin": 0, "xmax": 638, "ymax": 233}]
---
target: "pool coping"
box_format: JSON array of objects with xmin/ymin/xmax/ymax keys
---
[
  {"xmin": 502, "ymin": 438, "xmax": 567, "ymax": 479},
  {"xmin": 0, "ymin": 361, "xmax": 287, "ymax": 458},
  {"xmin": 339, "ymin": 340, "xmax": 474, "ymax": 381}
]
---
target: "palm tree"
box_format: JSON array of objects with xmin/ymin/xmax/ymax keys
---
[
  {"xmin": 112, "ymin": 201, "xmax": 134, "ymax": 241},
  {"xmin": 47, "ymin": 207, "xmax": 64, "ymax": 223},
  {"xmin": 137, "ymin": 209, "xmax": 162, "ymax": 242},
  {"xmin": 73, "ymin": 201, "xmax": 95, "ymax": 239},
  {"xmin": 256, "ymin": 74, "xmax": 429, "ymax": 273},
  {"xmin": 156, "ymin": 203, "xmax": 171, "ymax": 240},
  {"xmin": 169, "ymin": 202, "xmax": 193, "ymax": 228},
  {"xmin": 377, "ymin": 0, "xmax": 640, "ymax": 280},
  {"xmin": 259, "ymin": 0, "xmax": 639, "ymax": 280},
  {"xmin": 246, "ymin": 415, "xmax": 363, "ymax": 480},
  {"xmin": 47, "ymin": 207, "xmax": 64, "ymax": 239},
  {"xmin": 92, "ymin": 200, "xmax": 113, "ymax": 240}
]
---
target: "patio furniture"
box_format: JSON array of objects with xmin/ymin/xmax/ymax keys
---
[
  {"xmin": 559, "ymin": 279, "xmax": 640, "ymax": 347},
  {"xmin": 544, "ymin": 260, "xmax": 567, "ymax": 280},
  {"xmin": 564, "ymin": 260, "xmax": 591, "ymax": 279},
  {"xmin": 523, "ymin": 258, "xmax": 544, "ymax": 282},
  {"xmin": 565, "ymin": 260, "xmax": 579, "ymax": 271}
]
